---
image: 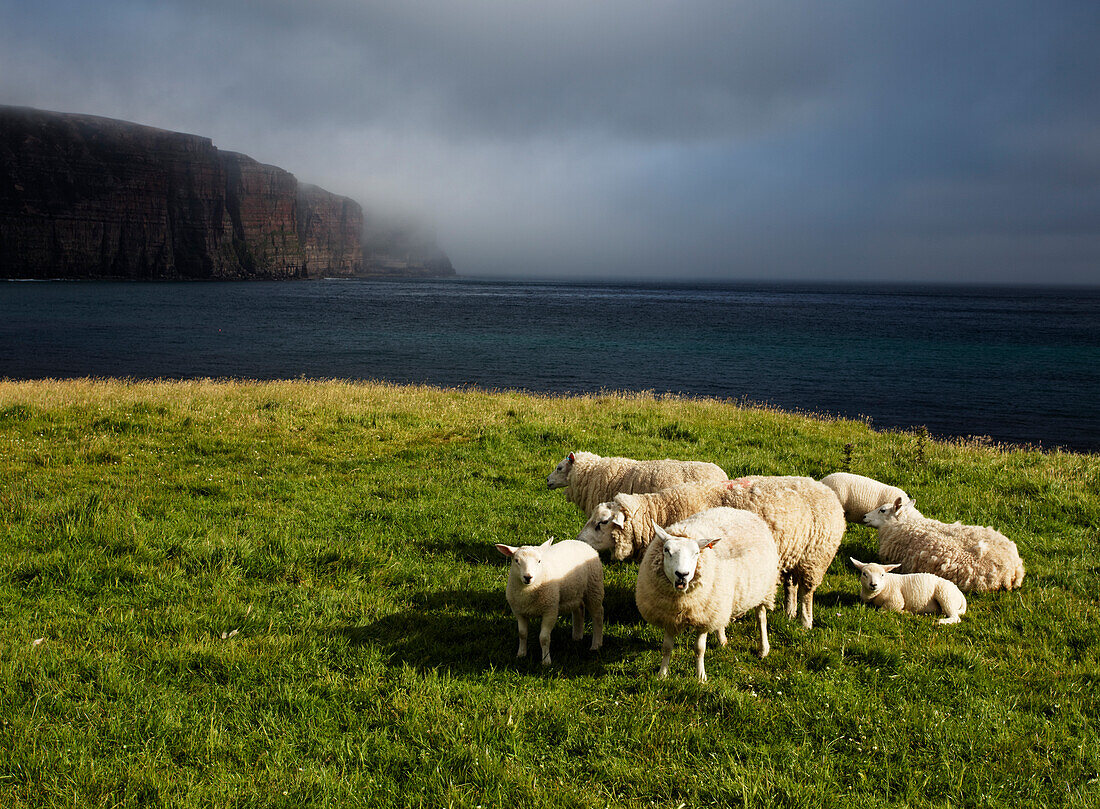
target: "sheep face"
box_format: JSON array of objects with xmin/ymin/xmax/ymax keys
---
[
  {"xmin": 655, "ymin": 524, "xmax": 722, "ymax": 591},
  {"xmin": 662, "ymin": 537, "xmax": 704, "ymax": 591},
  {"xmin": 577, "ymin": 501, "xmax": 626, "ymax": 555},
  {"xmin": 863, "ymin": 496, "xmax": 918, "ymax": 528},
  {"xmin": 546, "ymin": 453, "xmax": 574, "ymax": 490},
  {"xmin": 850, "ymin": 557, "xmax": 901, "ymax": 597},
  {"xmin": 496, "ymin": 539, "xmax": 553, "ymax": 586}
]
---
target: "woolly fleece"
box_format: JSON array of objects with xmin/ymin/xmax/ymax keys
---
[
  {"xmin": 820, "ymin": 472, "xmax": 912, "ymax": 523},
  {"xmin": 635, "ymin": 510, "xmax": 778, "ymax": 680},
  {"xmin": 851, "ymin": 558, "xmax": 967, "ymax": 624},
  {"xmin": 548, "ymin": 451, "xmax": 727, "ymax": 516},
  {"xmin": 495, "ymin": 539, "xmax": 604, "ymax": 664},
  {"xmin": 867, "ymin": 499, "xmax": 1025, "ymax": 592}
]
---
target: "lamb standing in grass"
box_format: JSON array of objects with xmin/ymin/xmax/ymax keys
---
[
  {"xmin": 494, "ymin": 538, "xmax": 604, "ymax": 665},
  {"xmin": 820, "ymin": 471, "xmax": 917, "ymax": 523},
  {"xmin": 850, "ymin": 557, "xmax": 967, "ymax": 624},
  {"xmin": 635, "ymin": 512, "xmax": 778, "ymax": 682},
  {"xmin": 579, "ymin": 476, "xmax": 844, "ymax": 628},
  {"xmin": 864, "ymin": 497, "xmax": 1025, "ymax": 592},
  {"xmin": 546, "ymin": 451, "xmax": 727, "ymax": 516}
]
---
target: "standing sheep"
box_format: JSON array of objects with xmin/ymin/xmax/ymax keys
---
[
  {"xmin": 494, "ymin": 538, "xmax": 604, "ymax": 665},
  {"xmin": 864, "ymin": 497, "xmax": 1025, "ymax": 592},
  {"xmin": 546, "ymin": 451, "xmax": 727, "ymax": 516},
  {"xmin": 579, "ymin": 476, "xmax": 844, "ymax": 628},
  {"xmin": 635, "ymin": 513, "xmax": 779, "ymax": 682},
  {"xmin": 820, "ymin": 472, "xmax": 918, "ymax": 523},
  {"xmin": 850, "ymin": 558, "xmax": 967, "ymax": 624}
]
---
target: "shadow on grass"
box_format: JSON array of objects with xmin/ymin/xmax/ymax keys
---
[{"xmin": 335, "ymin": 587, "xmax": 652, "ymax": 677}]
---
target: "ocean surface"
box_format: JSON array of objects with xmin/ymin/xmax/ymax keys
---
[{"xmin": 2, "ymin": 278, "xmax": 1098, "ymax": 452}]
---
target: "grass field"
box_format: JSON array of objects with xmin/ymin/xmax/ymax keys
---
[{"xmin": 1, "ymin": 379, "xmax": 1097, "ymax": 808}]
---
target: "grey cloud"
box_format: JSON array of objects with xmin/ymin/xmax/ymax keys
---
[{"xmin": 1, "ymin": 0, "xmax": 1098, "ymax": 283}]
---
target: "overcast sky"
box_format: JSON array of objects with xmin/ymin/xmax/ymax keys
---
[{"xmin": 2, "ymin": 0, "xmax": 1098, "ymax": 283}]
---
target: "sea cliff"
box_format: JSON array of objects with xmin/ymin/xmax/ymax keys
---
[{"xmin": 0, "ymin": 105, "xmax": 453, "ymax": 279}]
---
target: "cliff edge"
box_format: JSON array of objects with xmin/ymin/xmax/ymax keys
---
[{"xmin": 0, "ymin": 105, "xmax": 454, "ymax": 280}]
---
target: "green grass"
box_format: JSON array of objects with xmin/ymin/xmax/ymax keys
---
[{"xmin": 1, "ymin": 379, "xmax": 1097, "ymax": 808}]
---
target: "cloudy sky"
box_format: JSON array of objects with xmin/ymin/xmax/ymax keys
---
[{"xmin": 2, "ymin": 0, "xmax": 1098, "ymax": 283}]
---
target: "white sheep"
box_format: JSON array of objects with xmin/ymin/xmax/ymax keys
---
[
  {"xmin": 494, "ymin": 538, "xmax": 604, "ymax": 665},
  {"xmin": 850, "ymin": 557, "xmax": 967, "ymax": 624},
  {"xmin": 546, "ymin": 451, "xmax": 727, "ymax": 516},
  {"xmin": 864, "ymin": 497, "xmax": 1025, "ymax": 592},
  {"xmin": 635, "ymin": 512, "xmax": 778, "ymax": 682},
  {"xmin": 819, "ymin": 471, "xmax": 918, "ymax": 523},
  {"xmin": 579, "ymin": 476, "xmax": 845, "ymax": 628}
]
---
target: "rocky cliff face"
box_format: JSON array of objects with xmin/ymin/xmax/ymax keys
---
[{"xmin": 0, "ymin": 105, "xmax": 452, "ymax": 279}]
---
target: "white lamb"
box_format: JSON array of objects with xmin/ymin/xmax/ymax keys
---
[
  {"xmin": 579, "ymin": 476, "xmax": 845, "ymax": 628},
  {"xmin": 546, "ymin": 451, "xmax": 727, "ymax": 516},
  {"xmin": 819, "ymin": 471, "xmax": 917, "ymax": 523},
  {"xmin": 864, "ymin": 497, "xmax": 1025, "ymax": 592},
  {"xmin": 850, "ymin": 557, "xmax": 967, "ymax": 624},
  {"xmin": 494, "ymin": 538, "xmax": 604, "ymax": 665},
  {"xmin": 635, "ymin": 512, "xmax": 778, "ymax": 682}
]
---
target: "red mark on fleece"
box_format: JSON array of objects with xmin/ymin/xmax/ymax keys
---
[{"xmin": 724, "ymin": 478, "xmax": 753, "ymax": 489}]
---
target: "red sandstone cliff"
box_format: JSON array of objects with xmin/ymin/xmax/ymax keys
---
[{"xmin": 0, "ymin": 105, "xmax": 452, "ymax": 279}]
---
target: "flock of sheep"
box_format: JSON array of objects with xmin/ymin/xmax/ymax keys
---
[{"xmin": 495, "ymin": 451, "xmax": 1027, "ymax": 681}]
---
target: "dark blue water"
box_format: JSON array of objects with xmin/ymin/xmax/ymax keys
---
[{"xmin": 2, "ymin": 278, "xmax": 1098, "ymax": 452}]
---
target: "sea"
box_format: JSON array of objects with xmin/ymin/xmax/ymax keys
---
[{"xmin": 2, "ymin": 278, "xmax": 1098, "ymax": 453}]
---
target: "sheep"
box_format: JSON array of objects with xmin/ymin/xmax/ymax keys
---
[
  {"xmin": 546, "ymin": 451, "xmax": 727, "ymax": 516},
  {"xmin": 863, "ymin": 497, "xmax": 1025, "ymax": 592},
  {"xmin": 819, "ymin": 471, "xmax": 918, "ymax": 523},
  {"xmin": 578, "ymin": 475, "xmax": 845, "ymax": 628},
  {"xmin": 634, "ymin": 512, "xmax": 778, "ymax": 682},
  {"xmin": 850, "ymin": 557, "xmax": 967, "ymax": 624},
  {"xmin": 494, "ymin": 538, "xmax": 604, "ymax": 665}
]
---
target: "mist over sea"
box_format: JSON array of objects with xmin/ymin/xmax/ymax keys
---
[{"xmin": 2, "ymin": 278, "xmax": 1098, "ymax": 452}]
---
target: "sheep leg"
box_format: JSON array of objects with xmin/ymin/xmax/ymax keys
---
[
  {"xmin": 588, "ymin": 598, "xmax": 604, "ymax": 650},
  {"xmin": 798, "ymin": 585, "xmax": 815, "ymax": 629},
  {"xmin": 539, "ymin": 611, "xmax": 556, "ymax": 665},
  {"xmin": 694, "ymin": 632, "xmax": 709, "ymax": 683},
  {"xmin": 515, "ymin": 615, "xmax": 529, "ymax": 658},
  {"xmin": 571, "ymin": 606, "xmax": 585, "ymax": 641},
  {"xmin": 936, "ymin": 598, "xmax": 961, "ymax": 624},
  {"xmin": 783, "ymin": 575, "xmax": 798, "ymax": 620},
  {"xmin": 659, "ymin": 629, "xmax": 677, "ymax": 679},
  {"xmin": 756, "ymin": 605, "xmax": 770, "ymax": 658},
  {"xmin": 715, "ymin": 626, "xmax": 728, "ymax": 646}
]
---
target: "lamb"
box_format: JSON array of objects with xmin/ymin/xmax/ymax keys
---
[
  {"xmin": 634, "ymin": 511, "xmax": 778, "ymax": 682},
  {"xmin": 546, "ymin": 451, "xmax": 727, "ymax": 516},
  {"xmin": 864, "ymin": 497, "xmax": 1025, "ymax": 592},
  {"xmin": 578, "ymin": 476, "xmax": 845, "ymax": 628},
  {"xmin": 494, "ymin": 538, "xmax": 604, "ymax": 665},
  {"xmin": 850, "ymin": 557, "xmax": 967, "ymax": 624},
  {"xmin": 819, "ymin": 471, "xmax": 918, "ymax": 523}
]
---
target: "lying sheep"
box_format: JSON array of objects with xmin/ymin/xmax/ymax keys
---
[
  {"xmin": 850, "ymin": 557, "xmax": 967, "ymax": 624},
  {"xmin": 494, "ymin": 538, "xmax": 604, "ymax": 665},
  {"xmin": 820, "ymin": 471, "xmax": 917, "ymax": 523},
  {"xmin": 635, "ymin": 512, "xmax": 779, "ymax": 682},
  {"xmin": 864, "ymin": 497, "xmax": 1025, "ymax": 592},
  {"xmin": 579, "ymin": 476, "xmax": 845, "ymax": 628},
  {"xmin": 546, "ymin": 451, "xmax": 727, "ymax": 515}
]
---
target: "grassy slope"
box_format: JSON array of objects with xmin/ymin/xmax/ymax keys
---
[{"xmin": 0, "ymin": 379, "xmax": 1097, "ymax": 808}]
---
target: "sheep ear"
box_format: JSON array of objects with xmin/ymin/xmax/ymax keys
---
[
  {"xmin": 652, "ymin": 522, "xmax": 672, "ymax": 540},
  {"xmin": 495, "ymin": 544, "xmax": 517, "ymax": 557},
  {"xmin": 611, "ymin": 509, "xmax": 626, "ymax": 529},
  {"xmin": 540, "ymin": 537, "xmax": 554, "ymax": 548},
  {"xmin": 698, "ymin": 537, "xmax": 722, "ymax": 551},
  {"xmin": 905, "ymin": 498, "xmax": 917, "ymax": 509},
  {"xmin": 850, "ymin": 557, "xmax": 866, "ymax": 570},
  {"xmin": 568, "ymin": 452, "xmax": 575, "ymax": 462},
  {"xmin": 883, "ymin": 563, "xmax": 901, "ymax": 572}
]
